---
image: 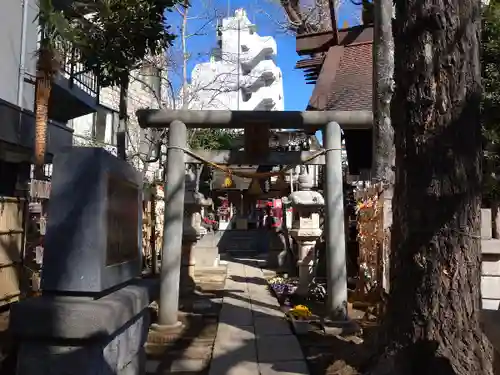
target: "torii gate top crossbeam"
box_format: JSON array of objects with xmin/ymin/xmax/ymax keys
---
[{"xmin": 136, "ymin": 109, "xmax": 372, "ymax": 130}]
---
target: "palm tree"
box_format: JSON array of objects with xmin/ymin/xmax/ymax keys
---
[{"xmin": 33, "ymin": 0, "xmax": 68, "ymax": 179}]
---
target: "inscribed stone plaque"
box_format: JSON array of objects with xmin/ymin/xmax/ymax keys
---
[
  {"xmin": 40, "ymin": 147, "xmax": 142, "ymax": 294},
  {"xmin": 106, "ymin": 174, "xmax": 140, "ymax": 266}
]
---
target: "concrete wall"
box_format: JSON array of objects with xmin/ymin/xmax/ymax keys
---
[
  {"xmin": 70, "ymin": 106, "xmax": 119, "ymax": 155},
  {"xmin": 0, "ymin": 0, "xmax": 38, "ymax": 111}
]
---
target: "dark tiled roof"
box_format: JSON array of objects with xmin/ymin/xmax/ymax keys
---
[
  {"xmin": 295, "ymin": 53, "xmax": 325, "ymax": 68},
  {"xmin": 326, "ymin": 42, "xmax": 373, "ymax": 111}
]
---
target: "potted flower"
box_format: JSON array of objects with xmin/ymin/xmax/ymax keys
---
[
  {"xmin": 286, "ymin": 304, "xmax": 312, "ymax": 334},
  {"xmin": 268, "ymin": 276, "xmax": 298, "ymax": 305}
]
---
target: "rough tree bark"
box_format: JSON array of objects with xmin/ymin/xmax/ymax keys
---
[
  {"xmin": 117, "ymin": 73, "xmax": 129, "ymax": 160},
  {"xmin": 368, "ymin": 0, "xmax": 493, "ymax": 374},
  {"xmin": 372, "ymin": 0, "xmax": 394, "ymax": 291},
  {"xmin": 372, "ymin": 0, "xmax": 394, "ymax": 184}
]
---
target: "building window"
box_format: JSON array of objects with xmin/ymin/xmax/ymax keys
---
[
  {"xmin": 242, "ymin": 91, "xmax": 252, "ymax": 102},
  {"xmin": 104, "ymin": 110, "xmax": 119, "ymax": 146},
  {"xmin": 264, "ymin": 77, "xmax": 274, "ymax": 86}
]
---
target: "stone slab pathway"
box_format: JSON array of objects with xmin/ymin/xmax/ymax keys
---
[
  {"xmin": 208, "ymin": 260, "xmax": 309, "ymax": 375},
  {"xmin": 145, "ymin": 259, "xmax": 309, "ymax": 375}
]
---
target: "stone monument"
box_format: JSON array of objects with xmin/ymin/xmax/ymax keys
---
[
  {"xmin": 10, "ymin": 148, "xmax": 154, "ymax": 375},
  {"xmin": 181, "ymin": 167, "xmax": 212, "ymax": 294},
  {"xmin": 40, "ymin": 148, "xmax": 142, "ymax": 293},
  {"xmin": 288, "ymin": 169, "xmax": 324, "ymax": 295}
]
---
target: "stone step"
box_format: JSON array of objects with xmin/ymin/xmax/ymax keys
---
[
  {"xmin": 146, "ymin": 342, "xmax": 214, "ymax": 360},
  {"xmin": 146, "ymin": 357, "xmax": 209, "ymax": 374},
  {"xmin": 482, "ymin": 238, "xmax": 500, "ymax": 255},
  {"xmin": 218, "ymin": 231, "xmax": 262, "ymax": 253},
  {"xmin": 227, "ymin": 251, "xmax": 259, "ymax": 258}
]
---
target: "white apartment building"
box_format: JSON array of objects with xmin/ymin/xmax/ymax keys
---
[{"xmin": 186, "ymin": 9, "xmax": 284, "ymax": 111}]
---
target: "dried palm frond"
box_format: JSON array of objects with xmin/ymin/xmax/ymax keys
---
[{"xmin": 36, "ymin": 45, "xmax": 62, "ymax": 77}]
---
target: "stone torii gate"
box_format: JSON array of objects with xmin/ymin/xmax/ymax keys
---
[{"xmin": 136, "ymin": 109, "xmax": 372, "ymax": 328}]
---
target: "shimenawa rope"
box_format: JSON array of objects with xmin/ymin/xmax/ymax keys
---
[{"xmin": 165, "ymin": 146, "xmax": 341, "ymax": 180}]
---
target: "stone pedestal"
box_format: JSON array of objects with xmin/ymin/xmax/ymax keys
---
[
  {"xmin": 181, "ymin": 236, "xmax": 198, "ymax": 295},
  {"xmin": 288, "ymin": 171, "xmax": 324, "ymax": 295},
  {"xmin": 9, "ymin": 147, "xmax": 151, "ymax": 375},
  {"xmin": 10, "ymin": 280, "xmax": 155, "ymax": 375},
  {"xmin": 180, "ymin": 169, "xmax": 212, "ymax": 295},
  {"xmin": 290, "ymin": 230, "xmax": 322, "ymax": 295},
  {"xmin": 297, "ymin": 245, "xmax": 314, "ymax": 294}
]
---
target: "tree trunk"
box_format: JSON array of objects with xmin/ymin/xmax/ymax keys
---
[
  {"xmin": 372, "ymin": 0, "xmax": 395, "ymax": 291},
  {"xmin": 34, "ymin": 72, "xmax": 52, "ymax": 180},
  {"xmin": 117, "ymin": 73, "xmax": 129, "ymax": 160},
  {"xmin": 181, "ymin": 0, "xmax": 189, "ymax": 109},
  {"xmin": 372, "ymin": 0, "xmax": 394, "ymax": 184},
  {"xmin": 369, "ymin": 0, "xmax": 493, "ymax": 373}
]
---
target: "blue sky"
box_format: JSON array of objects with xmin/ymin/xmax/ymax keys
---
[{"xmin": 165, "ymin": 1, "xmax": 361, "ymax": 141}]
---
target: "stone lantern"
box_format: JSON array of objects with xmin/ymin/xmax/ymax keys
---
[
  {"xmin": 181, "ymin": 168, "xmax": 212, "ymax": 295},
  {"xmin": 288, "ymin": 168, "xmax": 324, "ymax": 295}
]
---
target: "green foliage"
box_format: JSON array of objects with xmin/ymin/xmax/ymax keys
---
[
  {"xmin": 188, "ymin": 129, "xmax": 237, "ymax": 150},
  {"xmin": 37, "ymin": 0, "xmax": 182, "ymax": 87},
  {"xmin": 37, "ymin": 0, "xmax": 73, "ymax": 48},
  {"xmin": 483, "ymin": 0, "xmax": 500, "ymax": 130},
  {"xmin": 483, "ymin": 0, "xmax": 500, "ymax": 201}
]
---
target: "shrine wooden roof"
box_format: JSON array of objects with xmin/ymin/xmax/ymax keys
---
[
  {"xmin": 295, "ymin": 25, "xmax": 374, "ymax": 112},
  {"xmin": 211, "ymin": 131, "xmax": 321, "ymax": 191},
  {"xmin": 326, "ymin": 42, "xmax": 372, "ymax": 111}
]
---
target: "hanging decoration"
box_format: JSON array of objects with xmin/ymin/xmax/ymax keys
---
[{"xmin": 222, "ymin": 173, "xmax": 234, "ymax": 188}]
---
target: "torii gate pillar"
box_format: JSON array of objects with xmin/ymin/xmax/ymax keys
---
[
  {"xmin": 155, "ymin": 120, "xmax": 187, "ymax": 328},
  {"xmin": 324, "ymin": 121, "xmax": 348, "ymax": 320}
]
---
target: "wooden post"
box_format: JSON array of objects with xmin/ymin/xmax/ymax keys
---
[{"xmin": 150, "ymin": 187, "xmax": 157, "ymax": 275}]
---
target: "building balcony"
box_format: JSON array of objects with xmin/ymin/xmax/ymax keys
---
[
  {"xmin": 240, "ymin": 60, "xmax": 281, "ymax": 92},
  {"xmin": 0, "ymin": 98, "xmax": 73, "ymax": 158},
  {"xmin": 240, "ymin": 86, "xmax": 281, "ymax": 111},
  {"xmin": 47, "ymin": 39, "xmax": 101, "ymax": 123},
  {"xmin": 239, "ymin": 36, "xmax": 277, "ymax": 72}
]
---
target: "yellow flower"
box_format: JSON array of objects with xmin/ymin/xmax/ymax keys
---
[{"xmin": 289, "ymin": 304, "xmax": 312, "ymax": 319}]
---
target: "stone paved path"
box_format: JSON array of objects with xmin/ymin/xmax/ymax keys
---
[
  {"xmin": 145, "ymin": 260, "xmax": 309, "ymax": 375},
  {"xmin": 208, "ymin": 260, "xmax": 309, "ymax": 375}
]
